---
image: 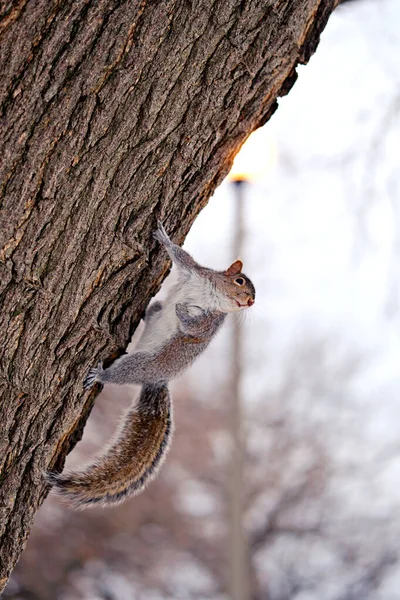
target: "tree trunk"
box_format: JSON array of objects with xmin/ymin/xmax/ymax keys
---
[{"xmin": 0, "ymin": 0, "xmax": 337, "ymax": 589}]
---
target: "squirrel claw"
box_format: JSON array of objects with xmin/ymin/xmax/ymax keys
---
[
  {"xmin": 83, "ymin": 361, "xmax": 104, "ymax": 390},
  {"xmin": 153, "ymin": 222, "xmax": 171, "ymax": 246},
  {"xmin": 175, "ymin": 303, "xmax": 194, "ymax": 324}
]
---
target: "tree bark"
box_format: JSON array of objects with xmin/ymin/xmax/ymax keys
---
[{"xmin": 0, "ymin": 0, "xmax": 337, "ymax": 590}]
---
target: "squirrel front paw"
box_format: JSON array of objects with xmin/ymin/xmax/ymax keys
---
[
  {"xmin": 176, "ymin": 303, "xmax": 204, "ymax": 322},
  {"xmin": 175, "ymin": 303, "xmax": 191, "ymax": 322},
  {"xmin": 153, "ymin": 221, "xmax": 171, "ymax": 246},
  {"xmin": 83, "ymin": 361, "xmax": 104, "ymax": 390}
]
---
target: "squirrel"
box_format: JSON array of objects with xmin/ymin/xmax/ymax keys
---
[{"xmin": 46, "ymin": 222, "xmax": 255, "ymax": 509}]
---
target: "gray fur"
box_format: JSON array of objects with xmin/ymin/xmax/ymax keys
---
[
  {"xmin": 145, "ymin": 301, "xmax": 163, "ymax": 320},
  {"xmin": 153, "ymin": 222, "xmax": 200, "ymax": 275},
  {"xmin": 49, "ymin": 222, "xmax": 255, "ymax": 509},
  {"xmin": 86, "ymin": 304, "xmax": 226, "ymax": 386}
]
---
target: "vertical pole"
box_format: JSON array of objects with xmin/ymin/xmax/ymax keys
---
[{"xmin": 229, "ymin": 180, "xmax": 250, "ymax": 600}]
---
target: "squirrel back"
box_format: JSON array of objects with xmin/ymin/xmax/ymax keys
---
[
  {"xmin": 46, "ymin": 223, "xmax": 255, "ymax": 509},
  {"xmin": 47, "ymin": 384, "xmax": 172, "ymax": 509}
]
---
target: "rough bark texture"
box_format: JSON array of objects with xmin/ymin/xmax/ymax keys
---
[{"xmin": 0, "ymin": 0, "xmax": 337, "ymax": 589}]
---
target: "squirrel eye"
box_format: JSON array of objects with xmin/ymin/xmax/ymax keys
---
[{"xmin": 234, "ymin": 277, "xmax": 245, "ymax": 286}]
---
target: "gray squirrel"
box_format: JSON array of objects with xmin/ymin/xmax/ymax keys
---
[{"xmin": 47, "ymin": 222, "xmax": 255, "ymax": 509}]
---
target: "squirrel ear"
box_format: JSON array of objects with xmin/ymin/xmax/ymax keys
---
[{"xmin": 225, "ymin": 260, "xmax": 243, "ymax": 276}]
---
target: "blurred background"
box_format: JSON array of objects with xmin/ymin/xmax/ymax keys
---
[{"xmin": 6, "ymin": 0, "xmax": 400, "ymax": 598}]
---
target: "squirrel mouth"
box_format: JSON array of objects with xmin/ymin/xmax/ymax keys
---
[{"xmin": 236, "ymin": 299, "xmax": 254, "ymax": 308}]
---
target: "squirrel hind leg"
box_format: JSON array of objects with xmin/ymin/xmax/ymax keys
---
[
  {"xmin": 145, "ymin": 301, "xmax": 163, "ymax": 321},
  {"xmin": 83, "ymin": 361, "xmax": 104, "ymax": 390}
]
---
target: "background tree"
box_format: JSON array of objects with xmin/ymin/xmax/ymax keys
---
[{"xmin": 0, "ymin": 0, "xmax": 338, "ymax": 590}]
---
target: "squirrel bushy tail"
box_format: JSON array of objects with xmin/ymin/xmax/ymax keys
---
[{"xmin": 46, "ymin": 384, "xmax": 172, "ymax": 509}]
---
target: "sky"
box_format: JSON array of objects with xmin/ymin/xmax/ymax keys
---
[
  {"xmin": 185, "ymin": 0, "xmax": 400, "ymax": 391},
  {"xmin": 182, "ymin": 0, "xmax": 400, "ymax": 550}
]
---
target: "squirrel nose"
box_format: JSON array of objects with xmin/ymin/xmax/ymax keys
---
[{"xmin": 247, "ymin": 298, "xmax": 254, "ymax": 307}]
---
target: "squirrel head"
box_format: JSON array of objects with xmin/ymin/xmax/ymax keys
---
[{"xmin": 212, "ymin": 260, "xmax": 255, "ymax": 312}]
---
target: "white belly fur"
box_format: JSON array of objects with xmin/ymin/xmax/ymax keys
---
[{"xmin": 135, "ymin": 274, "xmax": 221, "ymax": 353}]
